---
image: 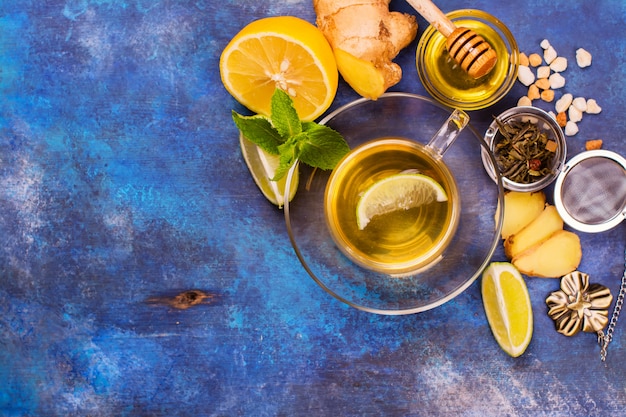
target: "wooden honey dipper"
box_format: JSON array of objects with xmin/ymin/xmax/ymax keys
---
[{"xmin": 407, "ymin": 0, "xmax": 498, "ymax": 79}]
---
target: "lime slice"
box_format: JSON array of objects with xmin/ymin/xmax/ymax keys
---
[
  {"xmin": 356, "ymin": 173, "xmax": 448, "ymax": 230},
  {"xmin": 239, "ymin": 134, "xmax": 298, "ymax": 208},
  {"xmin": 481, "ymin": 262, "xmax": 533, "ymax": 357}
]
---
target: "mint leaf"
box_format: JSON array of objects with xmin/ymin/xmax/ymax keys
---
[
  {"xmin": 272, "ymin": 136, "xmax": 303, "ymax": 181},
  {"xmin": 232, "ymin": 111, "xmax": 283, "ymax": 155},
  {"xmin": 231, "ymin": 88, "xmax": 350, "ymax": 184},
  {"xmin": 298, "ymin": 122, "xmax": 350, "ymax": 170},
  {"xmin": 270, "ymin": 89, "xmax": 302, "ymax": 139}
]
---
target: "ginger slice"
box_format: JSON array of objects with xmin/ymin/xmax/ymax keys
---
[{"xmin": 512, "ymin": 230, "xmax": 582, "ymax": 278}]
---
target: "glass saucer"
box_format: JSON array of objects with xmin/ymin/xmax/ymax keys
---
[{"xmin": 284, "ymin": 93, "xmax": 504, "ymax": 314}]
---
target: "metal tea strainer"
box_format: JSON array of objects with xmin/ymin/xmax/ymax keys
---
[
  {"xmin": 554, "ymin": 150, "xmax": 626, "ymax": 233},
  {"xmin": 553, "ymin": 150, "xmax": 626, "ymax": 361}
]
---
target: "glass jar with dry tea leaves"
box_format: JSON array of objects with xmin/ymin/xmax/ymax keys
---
[{"xmin": 481, "ymin": 106, "xmax": 567, "ymax": 192}]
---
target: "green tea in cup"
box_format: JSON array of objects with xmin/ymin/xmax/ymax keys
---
[
  {"xmin": 325, "ymin": 138, "xmax": 459, "ymax": 275},
  {"xmin": 324, "ymin": 110, "xmax": 467, "ymax": 276}
]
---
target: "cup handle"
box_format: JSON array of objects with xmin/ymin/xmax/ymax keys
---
[{"xmin": 426, "ymin": 109, "xmax": 470, "ymax": 157}]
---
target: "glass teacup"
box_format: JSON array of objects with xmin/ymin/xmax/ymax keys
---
[{"xmin": 284, "ymin": 93, "xmax": 503, "ymax": 314}]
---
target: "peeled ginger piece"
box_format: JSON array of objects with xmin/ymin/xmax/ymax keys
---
[{"xmin": 333, "ymin": 49, "xmax": 386, "ymax": 100}]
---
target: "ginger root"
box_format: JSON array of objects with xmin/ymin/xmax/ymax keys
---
[{"xmin": 313, "ymin": 0, "xmax": 418, "ymax": 99}]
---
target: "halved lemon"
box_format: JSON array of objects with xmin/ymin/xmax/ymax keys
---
[
  {"xmin": 239, "ymin": 134, "xmax": 298, "ymax": 208},
  {"xmin": 481, "ymin": 262, "xmax": 533, "ymax": 358},
  {"xmin": 356, "ymin": 173, "xmax": 448, "ymax": 230},
  {"xmin": 220, "ymin": 16, "xmax": 338, "ymax": 122}
]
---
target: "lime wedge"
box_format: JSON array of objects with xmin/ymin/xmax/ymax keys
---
[
  {"xmin": 239, "ymin": 134, "xmax": 298, "ymax": 208},
  {"xmin": 481, "ymin": 262, "xmax": 533, "ymax": 357},
  {"xmin": 356, "ymin": 173, "xmax": 448, "ymax": 230}
]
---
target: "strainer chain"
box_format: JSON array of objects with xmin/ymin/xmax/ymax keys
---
[{"xmin": 598, "ymin": 247, "xmax": 626, "ymax": 362}]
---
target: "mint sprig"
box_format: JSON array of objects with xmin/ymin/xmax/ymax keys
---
[{"xmin": 232, "ymin": 89, "xmax": 349, "ymax": 181}]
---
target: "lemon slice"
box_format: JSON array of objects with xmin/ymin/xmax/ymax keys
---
[
  {"xmin": 481, "ymin": 262, "xmax": 533, "ymax": 357},
  {"xmin": 220, "ymin": 16, "xmax": 338, "ymax": 122},
  {"xmin": 239, "ymin": 134, "xmax": 298, "ymax": 208},
  {"xmin": 356, "ymin": 173, "xmax": 448, "ymax": 230}
]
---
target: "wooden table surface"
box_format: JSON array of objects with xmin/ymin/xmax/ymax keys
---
[{"xmin": 1, "ymin": 0, "xmax": 625, "ymax": 415}]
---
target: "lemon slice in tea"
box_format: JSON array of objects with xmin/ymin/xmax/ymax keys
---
[
  {"xmin": 481, "ymin": 262, "xmax": 533, "ymax": 357},
  {"xmin": 356, "ymin": 173, "xmax": 448, "ymax": 230},
  {"xmin": 239, "ymin": 134, "xmax": 298, "ymax": 208}
]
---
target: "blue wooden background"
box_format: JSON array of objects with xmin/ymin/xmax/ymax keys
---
[{"xmin": 1, "ymin": 0, "xmax": 625, "ymax": 415}]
